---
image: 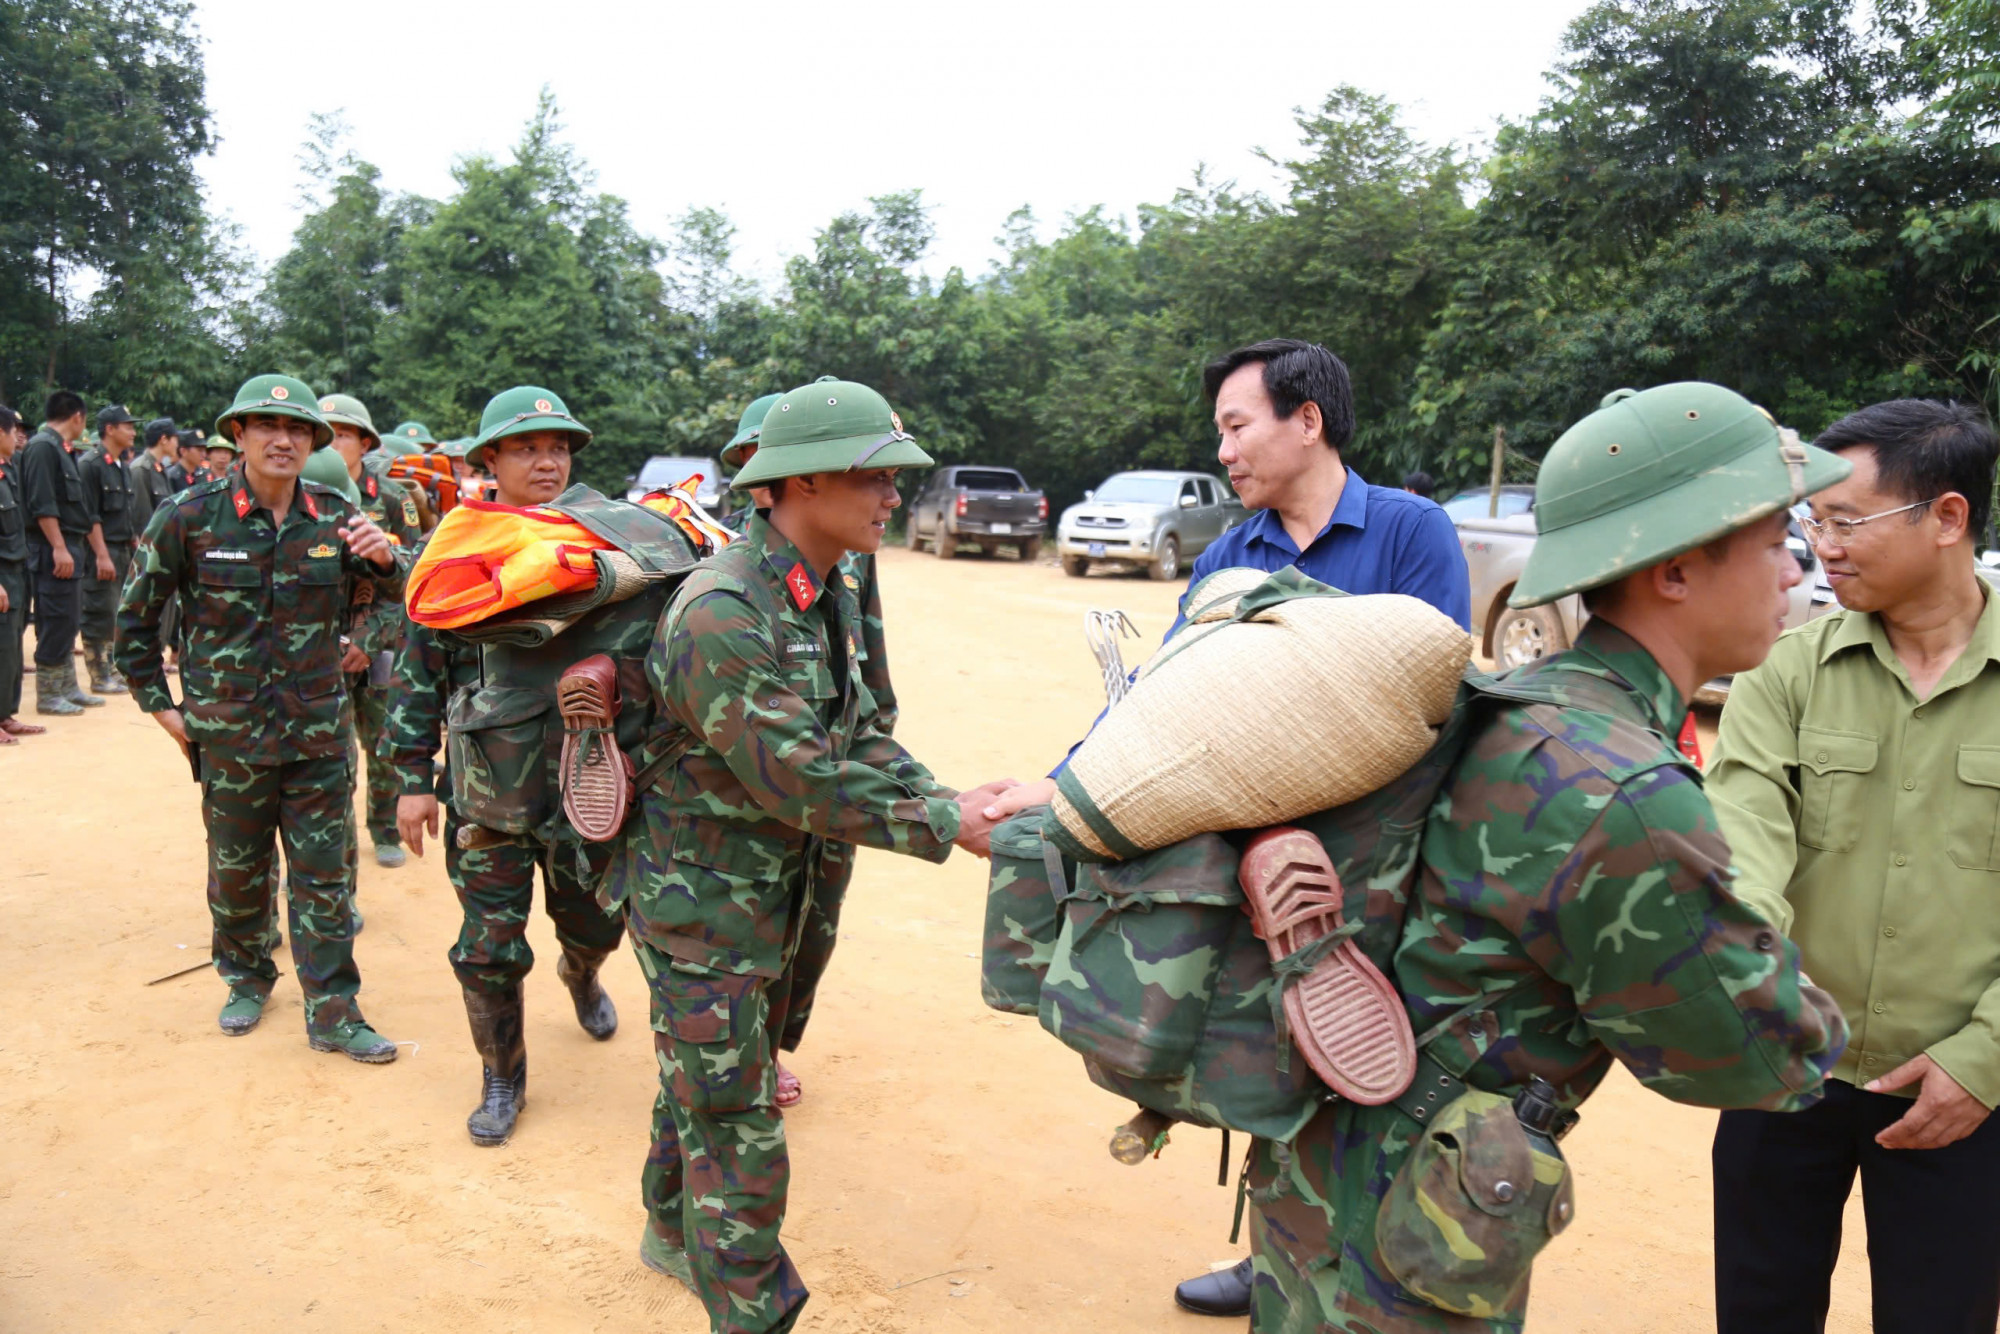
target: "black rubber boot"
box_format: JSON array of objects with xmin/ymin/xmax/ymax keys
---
[
  {"xmin": 556, "ymin": 945, "xmax": 618, "ymax": 1040},
  {"xmin": 463, "ymin": 984, "xmax": 527, "ymax": 1147}
]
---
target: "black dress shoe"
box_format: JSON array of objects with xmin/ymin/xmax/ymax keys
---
[{"xmin": 1174, "ymin": 1256, "xmax": 1253, "ymax": 1317}]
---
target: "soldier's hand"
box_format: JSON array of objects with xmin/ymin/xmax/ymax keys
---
[
  {"xmin": 983, "ymin": 775, "xmax": 1057, "ymax": 822},
  {"xmin": 51, "ymin": 544, "xmax": 74, "ymax": 579},
  {"xmin": 398, "ymin": 793, "xmax": 440, "ymax": 858},
  {"xmin": 95, "ymin": 553, "xmax": 114, "ymax": 581},
  {"xmin": 1869, "ymin": 1054, "xmax": 1992, "ymax": 1150},
  {"xmin": 339, "ymin": 515, "xmax": 394, "ymax": 570},
  {"xmin": 340, "ymin": 639, "xmax": 370, "ymax": 673},
  {"xmin": 953, "ymin": 792, "xmax": 1005, "ymax": 859},
  {"xmin": 152, "ymin": 707, "xmax": 191, "ymax": 759}
]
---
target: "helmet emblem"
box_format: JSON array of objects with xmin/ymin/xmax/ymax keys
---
[
  {"xmin": 271, "ymin": 384, "xmax": 289, "ymax": 400},
  {"xmin": 406, "ymin": 426, "xmax": 418, "ymax": 436},
  {"xmin": 320, "ymin": 399, "xmax": 336, "ymax": 411},
  {"xmin": 890, "ymin": 411, "xmax": 903, "ymax": 433},
  {"xmin": 535, "ymin": 399, "xmax": 553, "ymax": 414}
]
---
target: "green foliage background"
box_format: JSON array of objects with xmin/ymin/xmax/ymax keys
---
[{"xmin": 3, "ymin": 0, "xmax": 1995, "ymax": 511}]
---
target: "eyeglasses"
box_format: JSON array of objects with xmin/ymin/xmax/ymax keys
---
[{"xmin": 1799, "ymin": 498, "xmax": 1938, "ymax": 547}]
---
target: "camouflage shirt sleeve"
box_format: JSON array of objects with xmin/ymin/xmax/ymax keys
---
[
  {"xmin": 657, "ymin": 587, "xmax": 960, "ymax": 857},
  {"xmin": 113, "ymin": 499, "xmax": 186, "ymax": 715},
  {"xmin": 382, "ymin": 620, "xmax": 450, "ymax": 796},
  {"xmin": 1532, "ymin": 768, "xmax": 1846, "ymax": 1111}
]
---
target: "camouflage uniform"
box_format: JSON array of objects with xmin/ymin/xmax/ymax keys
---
[
  {"xmin": 115, "ymin": 462, "xmax": 403, "ymax": 1043},
  {"xmin": 346, "ymin": 466, "xmax": 421, "ymax": 850},
  {"xmin": 0, "ymin": 454, "xmax": 26, "ymax": 720},
  {"xmin": 382, "ymin": 605, "xmax": 624, "ymax": 998},
  {"xmin": 610, "ymin": 512, "xmax": 957, "ymax": 1334},
  {"xmin": 767, "ymin": 550, "xmax": 894, "ymax": 1051},
  {"xmin": 75, "ymin": 439, "xmax": 136, "ymax": 688}
]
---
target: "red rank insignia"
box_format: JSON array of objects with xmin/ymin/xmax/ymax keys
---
[
  {"xmin": 231, "ymin": 486, "xmax": 251, "ymax": 519},
  {"xmin": 786, "ymin": 561, "xmax": 816, "ymax": 611}
]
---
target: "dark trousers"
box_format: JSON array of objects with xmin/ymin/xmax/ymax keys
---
[
  {"xmin": 1714, "ymin": 1077, "xmax": 2000, "ymax": 1334},
  {"xmin": 26, "ymin": 536, "xmax": 81, "ymax": 668},
  {"xmin": 0, "ymin": 559, "xmax": 23, "ymax": 717},
  {"xmin": 80, "ymin": 539, "xmax": 131, "ymax": 646}
]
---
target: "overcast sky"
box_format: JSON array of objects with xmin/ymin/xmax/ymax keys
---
[{"xmin": 193, "ymin": 0, "xmax": 1589, "ymax": 289}]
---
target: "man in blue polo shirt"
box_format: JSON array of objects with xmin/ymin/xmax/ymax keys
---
[{"xmin": 982, "ymin": 338, "xmax": 1469, "ymax": 1319}]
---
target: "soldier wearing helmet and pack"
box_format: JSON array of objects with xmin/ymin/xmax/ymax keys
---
[
  {"xmin": 719, "ymin": 389, "xmax": 893, "ymax": 1110},
  {"xmin": 610, "ymin": 376, "xmax": 1014, "ymax": 1330},
  {"xmin": 383, "ymin": 386, "xmax": 634, "ymax": 1148},
  {"xmin": 114, "ymin": 374, "xmax": 404, "ymax": 1062},
  {"xmin": 318, "ymin": 394, "xmax": 421, "ymax": 868},
  {"xmin": 1238, "ymin": 384, "xmax": 1853, "ymax": 1332}
]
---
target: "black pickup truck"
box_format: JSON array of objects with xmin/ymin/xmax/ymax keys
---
[{"xmin": 904, "ymin": 465, "xmax": 1048, "ymax": 560}]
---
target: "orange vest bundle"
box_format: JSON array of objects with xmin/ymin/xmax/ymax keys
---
[{"xmin": 407, "ymin": 479, "xmax": 733, "ymax": 630}]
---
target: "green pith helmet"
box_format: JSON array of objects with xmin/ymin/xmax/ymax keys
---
[
  {"xmin": 317, "ymin": 394, "xmax": 381, "ymax": 449},
  {"xmin": 207, "ymin": 432, "xmax": 240, "ymax": 456},
  {"xmin": 390, "ymin": 420, "xmax": 437, "ymax": 447},
  {"xmin": 214, "ymin": 373, "xmax": 331, "ymax": 449},
  {"xmin": 378, "ymin": 438, "xmax": 425, "ymax": 459},
  {"xmin": 300, "ymin": 447, "xmax": 361, "ymax": 504},
  {"xmin": 469, "ymin": 385, "xmax": 591, "ymax": 467},
  {"xmin": 731, "ymin": 376, "xmax": 932, "ymax": 489},
  {"xmin": 440, "ymin": 437, "xmax": 475, "ymax": 459},
  {"xmin": 1511, "ymin": 382, "xmax": 1851, "ymax": 607},
  {"xmin": 721, "ymin": 393, "xmax": 783, "ymax": 471}
]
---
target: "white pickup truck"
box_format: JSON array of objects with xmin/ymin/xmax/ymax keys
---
[{"xmin": 1446, "ymin": 485, "xmax": 1829, "ymax": 704}]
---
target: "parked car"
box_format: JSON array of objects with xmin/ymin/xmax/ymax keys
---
[
  {"xmin": 1056, "ymin": 470, "xmax": 1248, "ymax": 580},
  {"xmin": 905, "ymin": 465, "xmax": 1047, "ymax": 559},
  {"xmin": 628, "ymin": 455, "xmax": 731, "ymax": 520},
  {"xmin": 1449, "ymin": 485, "xmax": 1824, "ymax": 704}
]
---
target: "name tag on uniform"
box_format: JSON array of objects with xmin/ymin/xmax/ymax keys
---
[
  {"xmin": 203, "ymin": 549, "xmax": 250, "ymax": 562},
  {"xmin": 782, "ymin": 639, "xmax": 824, "ymax": 660}
]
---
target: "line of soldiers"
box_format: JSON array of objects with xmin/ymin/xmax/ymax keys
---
[{"xmin": 103, "ymin": 355, "xmax": 1872, "ymax": 1334}]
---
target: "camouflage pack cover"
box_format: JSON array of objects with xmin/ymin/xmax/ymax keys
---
[
  {"xmin": 444, "ymin": 485, "xmax": 698, "ymax": 841},
  {"xmin": 982, "ymin": 671, "xmax": 1613, "ymax": 1143}
]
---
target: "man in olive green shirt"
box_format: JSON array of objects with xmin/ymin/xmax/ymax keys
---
[{"xmin": 1707, "ymin": 398, "xmax": 2000, "ymax": 1334}]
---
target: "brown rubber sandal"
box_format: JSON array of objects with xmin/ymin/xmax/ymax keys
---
[
  {"xmin": 1238, "ymin": 827, "xmax": 1416, "ymax": 1105},
  {"xmin": 557, "ymin": 654, "xmax": 633, "ymax": 842}
]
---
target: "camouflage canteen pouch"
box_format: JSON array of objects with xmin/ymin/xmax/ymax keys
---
[
  {"xmin": 446, "ymin": 682, "xmax": 555, "ymax": 836},
  {"xmin": 982, "ymin": 806, "xmax": 1070, "ymax": 1015},
  {"xmin": 1375, "ymin": 1088, "xmax": 1576, "ymax": 1319}
]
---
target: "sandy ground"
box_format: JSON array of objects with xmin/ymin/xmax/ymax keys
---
[{"xmin": 0, "ymin": 545, "xmax": 1874, "ymax": 1333}]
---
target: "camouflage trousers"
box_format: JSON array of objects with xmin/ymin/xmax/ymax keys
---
[
  {"xmin": 444, "ymin": 808, "xmax": 622, "ymax": 995},
  {"xmin": 79, "ymin": 539, "xmax": 132, "ymax": 648},
  {"xmin": 767, "ymin": 842, "xmax": 855, "ymax": 1052},
  {"xmin": 202, "ymin": 748, "xmax": 364, "ymax": 1035},
  {"xmin": 348, "ymin": 677, "xmax": 399, "ymax": 847},
  {"xmin": 0, "ymin": 558, "xmax": 24, "ymax": 718},
  {"xmin": 634, "ymin": 934, "xmax": 806, "ymax": 1334},
  {"xmin": 1248, "ymin": 1101, "xmax": 1516, "ymax": 1334}
]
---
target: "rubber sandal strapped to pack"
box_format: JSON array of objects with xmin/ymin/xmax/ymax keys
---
[
  {"xmin": 1238, "ymin": 827, "xmax": 1416, "ymax": 1105},
  {"xmin": 558, "ymin": 654, "xmax": 634, "ymax": 842}
]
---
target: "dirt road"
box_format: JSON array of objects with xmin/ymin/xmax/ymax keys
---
[{"xmin": 0, "ymin": 547, "xmax": 1870, "ymax": 1332}]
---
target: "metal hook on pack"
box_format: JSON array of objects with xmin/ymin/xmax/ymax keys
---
[{"xmin": 1084, "ymin": 609, "xmax": 1142, "ymax": 707}]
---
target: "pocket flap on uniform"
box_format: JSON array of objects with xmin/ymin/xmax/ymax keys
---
[
  {"xmin": 1798, "ymin": 727, "xmax": 1876, "ymax": 777},
  {"xmin": 1958, "ymin": 745, "xmax": 2000, "ymax": 790},
  {"xmin": 446, "ymin": 684, "xmax": 551, "ymax": 732},
  {"xmin": 187, "ymin": 664, "xmax": 258, "ymax": 701},
  {"xmin": 296, "ymin": 670, "xmax": 343, "ymax": 700},
  {"xmin": 669, "ymin": 814, "xmax": 793, "ymax": 878},
  {"xmin": 198, "ymin": 562, "xmax": 262, "ymax": 587},
  {"xmin": 297, "ymin": 560, "xmax": 342, "ymax": 585}
]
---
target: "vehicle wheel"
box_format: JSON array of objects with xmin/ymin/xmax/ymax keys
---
[
  {"xmin": 937, "ymin": 531, "xmax": 958, "ymax": 559},
  {"xmin": 1494, "ymin": 604, "xmax": 1568, "ymax": 669},
  {"xmin": 1061, "ymin": 555, "xmax": 1089, "ymax": 578},
  {"xmin": 1016, "ymin": 539, "xmax": 1038, "ymax": 562},
  {"xmin": 1149, "ymin": 536, "xmax": 1181, "ymax": 581},
  {"xmin": 905, "ymin": 516, "xmax": 924, "ymax": 551}
]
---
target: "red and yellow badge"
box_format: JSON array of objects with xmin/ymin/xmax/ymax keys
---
[
  {"xmin": 534, "ymin": 399, "xmax": 553, "ymax": 414},
  {"xmin": 231, "ymin": 485, "xmax": 252, "ymax": 519},
  {"xmin": 786, "ymin": 561, "xmax": 816, "ymax": 611},
  {"xmin": 307, "ymin": 543, "xmax": 338, "ymax": 559},
  {"xmin": 270, "ymin": 384, "xmax": 290, "ymax": 401},
  {"xmin": 847, "ymin": 634, "xmax": 857, "ymax": 657},
  {"xmin": 842, "ymin": 572, "xmax": 859, "ymax": 590}
]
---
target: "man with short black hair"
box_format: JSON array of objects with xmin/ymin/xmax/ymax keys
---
[
  {"xmin": 133, "ymin": 418, "xmax": 182, "ymax": 518},
  {"xmin": 1708, "ymin": 397, "xmax": 2000, "ymax": 1334},
  {"xmin": 0, "ymin": 404, "xmax": 40, "ymax": 742},
  {"xmin": 17, "ymin": 389, "xmax": 102, "ymax": 714},
  {"xmin": 77, "ymin": 404, "xmax": 139, "ymax": 693},
  {"xmin": 172, "ymin": 430, "xmax": 208, "ymax": 489},
  {"xmin": 1402, "ymin": 469, "xmax": 1435, "ymax": 498}
]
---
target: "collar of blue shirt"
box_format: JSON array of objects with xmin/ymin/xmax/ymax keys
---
[{"xmin": 1238, "ymin": 466, "xmax": 1374, "ymax": 558}]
